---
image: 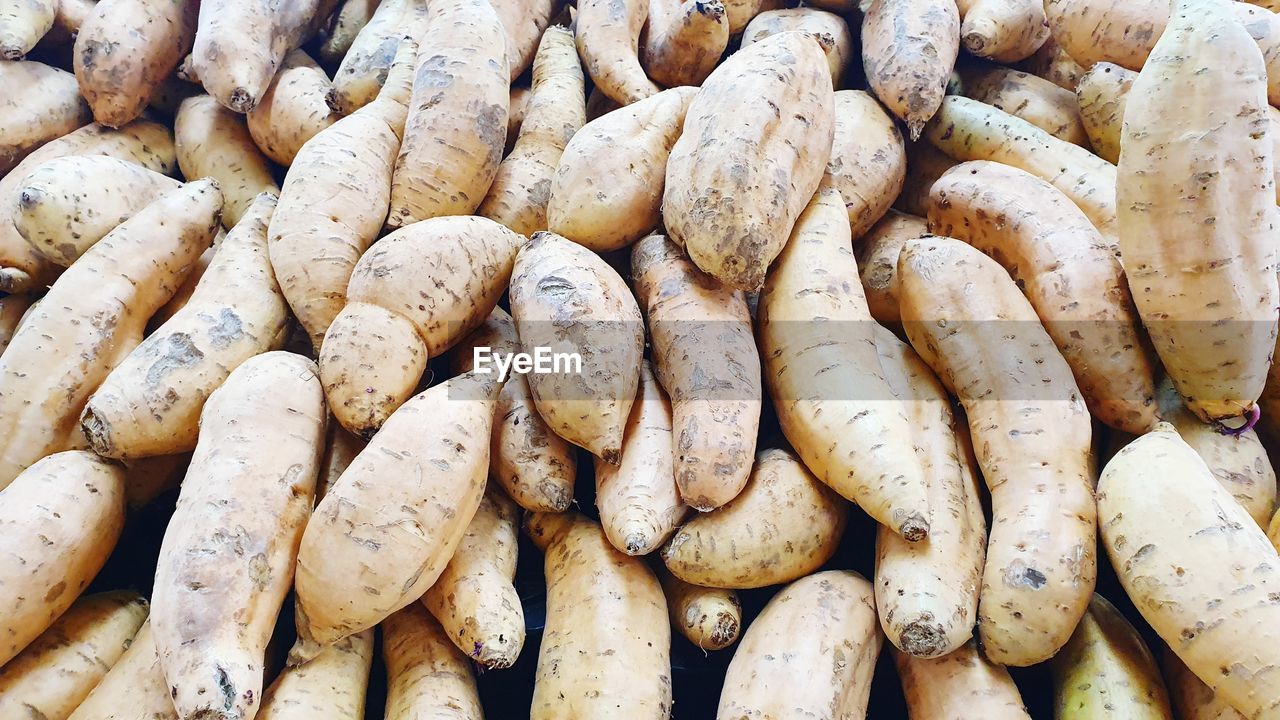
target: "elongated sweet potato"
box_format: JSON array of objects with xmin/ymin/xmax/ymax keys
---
[
  {"xmin": 1076, "ymin": 62, "xmax": 1135, "ymax": 164},
  {"xmin": 895, "ymin": 139, "xmax": 957, "ymax": 217},
  {"xmin": 526, "ymin": 511, "xmax": 671, "ymax": 719},
  {"xmin": 422, "ymin": 488, "xmax": 524, "ymax": 669},
  {"xmin": 1019, "ymin": 35, "xmax": 1084, "ymax": 91},
  {"xmin": 954, "ymin": 0, "xmax": 1048, "ymax": 63},
  {"xmin": 547, "ymin": 86, "xmax": 696, "ymax": 251},
  {"xmin": 175, "ymin": 94, "xmax": 279, "ymax": 227},
  {"xmin": 1163, "ymin": 649, "xmax": 1248, "ymax": 720},
  {"xmin": 382, "ymin": 604, "xmax": 483, "ymax": 720},
  {"xmin": 82, "ymin": 193, "xmax": 289, "ymax": 460},
  {"xmin": 315, "ymin": 0, "xmax": 377, "ymax": 65},
  {"xmin": 506, "ymin": 84, "xmax": 530, "ymax": 152},
  {"xmin": 956, "ymin": 62, "xmax": 1089, "ymax": 146},
  {"xmin": 827, "ymin": 89, "xmax": 905, "ymax": 239},
  {"xmin": 0, "ymin": 0, "xmax": 54, "ymax": 58},
  {"xmin": 862, "ymin": 0, "xmax": 959, "ymax": 139},
  {"xmin": 759, "ymin": 181, "xmax": 930, "ymax": 539},
  {"xmin": 328, "ymin": 0, "xmax": 426, "ymax": 114},
  {"xmin": 595, "ymin": 361, "xmax": 685, "ymax": 554},
  {"xmin": 385, "ymin": 0, "xmax": 507, "ymax": 228},
  {"xmin": 66, "ymin": 622, "xmax": 178, "ymax": 720},
  {"xmin": 873, "ymin": 327, "xmax": 986, "ymax": 659},
  {"xmin": 641, "ymin": 0, "xmax": 727, "ymax": 87},
  {"xmin": 13, "ymin": 155, "xmax": 180, "ymax": 266},
  {"xmin": 1099, "ymin": 423, "xmax": 1280, "ymax": 719},
  {"xmin": 632, "ymin": 234, "xmax": 759, "ymax": 510},
  {"xmin": 740, "ymin": 8, "xmax": 849, "ymax": 85},
  {"xmin": 509, "ymin": 231, "xmax": 643, "ymax": 463},
  {"xmin": 895, "ymin": 641, "xmax": 1031, "ymax": 719},
  {"xmin": 74, "ymin": 0, "xmax": 197, "ymax": 127},
  {"xmin": 657, "ymin": 566, "xmax": 740, "ymax": 651},
  {"xmin": 257, "ymin": 630, "xmax": 373, "ymax": 720},
  {"xmin": 0, "ymin": 451, "xmax": 124, "ymax": 665},
  {"xmin": 853, "ymin": 211, "xmax": 927, "ymax": 324},
  {"xmin": 899, "ymin": 237, "xmax": 1096, "ymax": 667},
  {"xmin": 151, "ymin": 351, "xmax": 325, "ymax": 720},
  {"xmin": 717, "ymin": 571, "xmax": 879, "ymax": 719},
  {"xmin": 269, "ymin": 38, "xmax": 415, "ymax": 351},
  {"xmin": 664, "ymin": 30, "xmax": 833, "ymax": 290},
  {"xmin": 246, "ymin": 49, "xmax": 339, "ymax": 166},
  {"xmin": 0, "ymin": 292, "xmax": 31, "ymax": 355},
  {"xmin": 928, "ymin": 161, "xmax": 1156, "ymax": 433},
  {"xmin": 0, "ymin": 60, "xmax": 88, "ymax": 175},
  {"xmin": 0, "ymin": 180, "xmax": 218, "ymax": 488},
  {"xmin": 1117, "ymin": 0, "xmax": 1278, "ymax": 426},
  {"xmin": 576, "ymin": 0, "xmax": 657, "ymax": 105},
  {"xmin": 492, "ymin": 0, "xmax": 558, "ymax": 81},
  {"xmin": 294, "ymin": 370, "xmax": 500, "ymax": 655},
  {"xmin": 0, "ymin": 591, "xmax": 147, "ymax": 720},
  {"xmin": 478, "ymin": 27, "xmax": 585, "ymax": 236}
]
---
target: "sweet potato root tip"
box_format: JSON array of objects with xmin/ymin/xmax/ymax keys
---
[
  {"xmin": 899, "ymin": 618, "xmax": 948, "ymax": 657},
  {"xmin": 229, "ymin": 88, "xmax": 255, "ymax": 113},
  {"xmin": 79, "ymin": 406, "xmax": 112, "ymax": 456},
  {"xmin": 1216, "ymin": 404, "xmax": 1263, "ymax": 437},
  {"xmin": 899, "ymin": 513, "xmax": 930, "ymax": 542}
]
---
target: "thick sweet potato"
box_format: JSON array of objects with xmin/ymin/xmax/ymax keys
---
[
  {"xmin": 895, "ymin": 641, "xmax": 1031, "ymax": 719},
  {"xmin": 0, "ymin": 60, "xmax": 88, "ymax": 175},
  {"xmin": 740, "ymin": 8, "xmax": 849, "ymax": 85},
  {"xmin": 175, "ymin": 94, "xmax": 279, "ymax": 227},
  {"xmin": 641, "ymin": 0, "xmax": 728, "ymax": 87},
  {"xmin": 246, "ymin": 49, "xmax": 340, "ymax": 166},
  {"xmin": 853, "ymin": 210, "xmax": 928, "ymax": 324},
  {"xmin": 0, "ymin": 0, "xmax": 54, "ymax": 58},
  {"xmin": 862, "ymin": 0, "xmax": 959, "ymax": 138},
  {"xmin": 382, "ymin": 605, "xmax": 483, "ymax": 720},
  {"xmin": 257, "ymin": 630, "xmax": 373, "ymax": 720},
  {"xmin": 954, "ymin": 0, "xmax": 1048, "ymax": 63},
  {"xmin": 66, "ymin": 622, "xmax": 177, "ymax": 720},
  {"xmin": 827, "ymin": 89, "xmax": 905, "ymax": 239},
  {"xmin": 1076, "ymin": 62, "xmax": 1135, "ymax": 164}
]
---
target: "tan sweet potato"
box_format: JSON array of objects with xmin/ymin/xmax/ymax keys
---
[
  {"xmin": 954, "ymin": 0, "xmax": 1048, "ymax": 63},
  {"xmin": 150, "ymin": 242, "xmax": 216, "ymax": 328},
  {"xmin": 895, "ymin": 640, "xmax": 1031, "ymax": 719},
  {"xmin": 717, "ymin": 571, "xmax": 879, "ymax": 719},
  {"xmin": 0, "ymin": 451, "xmax": 125, "ymax": 665},
  {"xmin": 664, "ymin": 30, "xmax": 834, "ymax": 290},
  {"xmin": 0, "ymin": 60, "xmax": 88, "ymax": 175},
  {"xmin": 1076, "ymin": 62, "xmax": 1135, "ymax": 164},
  {"xmin": 506, "ymin": 84, "xmax": 530, "ymax": 152},
  {"xmin": 257, "ymin": 630, "xmax": 373, "ymax": 720},
  {"xmin": 315, "ymin": 0, "xmax": 377, "ymax": 65},
  {"xmin": 547, "ymin": 86, "xmax": 696, "ymax": 251},
  {"xmin": 641, "ymin": 0, "xmax": 727, "ymax": 87},
  {"xmin": 862, "ymin": 0, "xmax": 959, "ymax": 139},
  {"xmin": 82, "ymin": 193, "xmax": 289, "ymax": 460},
  {"xmin": 382, "ymin": 604, "xmax": 483, "ymax": 720},
  {"xmin": 956, "ymin": 62, "xmax": 1089, "ymax": 146},
  {"xmin": 0, "ymin": 292, "xmax": 31, "ymax": 355},
  {"xmin": 122, "ymin": 453, "xmax": 190, "ymax": 513},
  {"xmin": 576, "ymin": 0, "xmax": 657, "ymax": 105},
  {"xmin": 1163, "ymin": 649, "xmax": 1249, "ymax": 720},
  {"xmin": 492, "ymin": 0, "xmax": 558, "ymax": 81},
  {"xmin": 328, "ymin": 0, "xmax": 426, "ymax": 114},
  {"xmin": 0, "ymin": 0, "xmax": 54, "ymax": 58},
  {"xmin": 827, "ymin": 89, "xmax": 906, "ymax": 239},
  {"xmin": 526, "ymin": 511, "xmax": 671, "ymax": 719},
  {"xmin": 509, "ymin": 231, "xmax": 643, "ymax": 463},
  {"xmin": 1018, "ymin": 35, "xmax": 1085, "ymax": 91},
  {"xmin": 853, "ymin": 210, "xmax": 928, "ymax": 324},
  {"xmin": 246, "ymin": 49, "xmax": 340, "ymax": 166},
  {"xmin": 66, "ymin": 622, "xmax": 178, "ymax": 720},
  {"xmin": 894, "ymin": 139, "xmax": 958, "ymax": 217},
  {"xmin": 0, "ymin": 180, "xmax": 218, "ymax": 488},
  {"xmin": 740, "ymin": 8, "xmax": 850, "ymax": 86},
  {"xmin": 657, "ymin": 566, "xmax": 740, "ymax": 651},
  {"xmin": 899, "ymin": 237, "xmax": 1096, "ymax": 667},
  {"xmin": 175, "ymin": 94, "xmax": 279, "ymax": 227},
  {"xmin": 385, "ymin": 0, "xmax": 508, "ymax": 228}
]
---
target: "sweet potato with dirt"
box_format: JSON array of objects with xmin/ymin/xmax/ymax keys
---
[
  {"xmin": 66, "ymin": 622, "xmax": 177, "ymax": 720},
  {"xmin": 1163, "ymin": 649, "xmax": 1248, "ymax": 720},
  {"xmin": 740, "ymin": 8, "xmax": 849, "ymax": 86},
  {"xmin": 246, "ymin": 49, "xmax": 340, "ymax": 166},
  {"xmin": 642, "ymin": 0, "xmax": 728, "ymax": 87},
  {"xmin": 81, "ymin": 193, "xmax": 289, "ymax": 460},
  {"xmin": 547, "ymin": 86, "xmax": 696, "ymax": 252},
  {"xmin": 315, "ymin": 0, "xmax": 377, "ymax": 66},
  {"xmin": 576, "ymin": 0, "xmax": 657, "ymax": 105},
  {"xmin": 853, "ymin": 211, "xmax": 927, "ymax": 324},
  {"xmin": 1019, "ymin": 35, "xmax": 1084, "ymax": 91},
  {"xmin": 509, "ymin": 231, "xmax": 643, "ymax": 463},
  {"xmin": 826, "ymin": 89, "xmax": 906, "ymax": 239},
  {"xmin": 0, "ymin": 0, "xmax": 54, "ymax": 58},
  {"xmin": 661, "ymin": 448, "xmax": 847, "ymax": 589},
  {"xmin": 717, "ymin": 571, "xmax": 879, "ymax": 720},
  {"xmin": 954, "ymin": 0, "xmax": 1048, "ymax": 63},
  {"xmin": 658, "ymin": 567, "xmax": 740, "ymax": 651},
  {"xmin": 0, "ymin": 292, "xmax": 31, "ymax": 355},
  {"xmin": 956, "ymin": 63, "xmax": 1089, "ymax": 146},
  {"xmin": 631, "ymin": 233, "xmax": 759, "ymax": 511},
  {"xmin": 0, "ymin": 60, "xmax": 88, "ymax": 175},
  {"xmin": 759, "ymin": 182, "xmax": 930, "ymax": 540},
  {"xmin": 294, "ymin": 370, "xmax": 500, "ymax": 655},
  {"xmin": 899, "ymin": 237, "xmax": 1096, "ymax": 667},
  {"xmin": 151, "ymin": 351, "xmax": 325, "ymax": 720},
  {"xmin": 269, "ymin": 38, "xmax": 415, "ymax": 351},
  {"xmin": 526, "ymin": 511, "xmax": 671, "ymax": 720},
  {"xmin": 664, "ymin": 30, "xmax": 833, "ymax": 290},
  {"xmin": 319, "ymin": 215, "xmax": 520, "ymax": 437},
  {"xmin": 175, "ymin": 94, "xmax": 279, "ymax": 228},
  {"xmin": 257, "ymin": 630, "xmax": 373, "ymax": 720},
  {"xmin": 862, "ymin": 0, "xmax": 959, "ymax": 139},
  {"xmin": 385, "ymin": 0, "xmax": 508, "ymax": 228},
  {"xmin": 0, "ymin": 451, "xmax": 125, "ymax": 665},
  {"xmin": 478, "ymin": 27, "xmax": 584, "ymax": 236},
  {"xmin": 382, "ymin": 604, "xmax": 483, "ymax": 720},
  {"xmin": 1076, "ymin": 62, "xmax": 1134, "ymax": 164},
  {"xmin": 895, "ymin": 641, "xmax": 1032, "ymax": 719},
  {"xmin": 328, "ymin": 0, "xmax": 426, "ymax": 114},
  {"xmin": 0, "ymin": 180, "xmax": 218, "ymax": 488},
  {"xmin": 492, "ymin": 0, "xmax": 558, "ymax": 81},
  {"xmin": 1117, "ymin": 0, "xmax": 1278, "ymax": 427}
]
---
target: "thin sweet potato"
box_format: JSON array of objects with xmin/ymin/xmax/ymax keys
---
[
  {"xmin": 861, "ymin": 0, "xmax": 959, "ymax": 139},
  {"xmin": 315, "ymin": 0, "xmax": 377, "ymax": 66},
  {"xmin": 491, "ymin": 0, "xmax": 558, "ymax": 81},
  {"xmin": 257, "ymin": 630, "xmax": 372, "ymax": 720},
  {"xmin": 740, "ymin": 8, "xmax": 849, "ymax": 86},
  {"xmin": 66, "ymin": 622, "xmax": 178, "ymax": 720},
  {"xmin": 1018, "ymin": 35, "xmax": 1085, "ymax": 91},
  {"xmin": 1163, "ymin": 649, "xmax": 1248, "ymax": 720},
  {"xmin": 576, "ymin": 0, "xmax": 657, "ymax": 105},
  {"xmin": 0, "ymin": 0, "xmax": 54, "ymax": 58},
  {"xmin": 327, "ymin": 0, "xmax": 426, "ymax": 114},
  {"xmin": 956, "ymin": 62, "xmax": 1089, "ymax": 146},
  {"xmin": 0, "ymin": 292, "xmax": 31, "ymax": 355},
  {"xmin": 642, "ymin": 0, "xmax": 727, "ymax": 88},
  {"xmin": 657, "ymin": 566, "xmax": 740, "ymax": 651},
  {"xmin": 1076, "ymin": 62, "xmax": 1135, "ymax": 164}
]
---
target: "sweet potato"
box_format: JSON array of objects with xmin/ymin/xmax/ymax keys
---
[
  {"xmin": 584, "ymin": 85, "xmax": 621, "ymax": 121},
  {"xmin": 73, "ymin": 0, "xmax": 197, "ymax": 127},
  {"xmin": 717, "ymin": 571, "xmax": 879, "ymax": 720},
  {"xmin": 927, "ymin": 161, "xmax": 1157, "ymax": 433},
  {"xmin": 0, "ymin": 591, "xmax": 147, "ymax": 720},
  {"xmin": 13, "ymin": 155, "xmax": 180, "ymax": 266},
  {"xmin": 478, "ymin": 27, "xmax": 585, "ymax": 236},
  {"xmin": 315, "ymin": 0, "xmax": 377, "ymax": 66},
  {"xmin": 898, "ymin": 237, "xmax": 1096, "ymax": 667},
  {"xmin": 0, "ymin": 451, "xmax": 124, "ymax": 665},
  {"xmin": 53, "ymin": 0, "xmax": 95, "ymax": 34},
  {"xmin": 246, "ymin": 49, "xmax": 340, "ymax": 166},
  {"xmin": 661, "ymin": 448, "xmax": 846, "ymax": 589},
  {"xmin": 269, "ymin": 38, "xmax": 415, "ymax": 351},
  {"xmin": 895, "ymin": 640, "xmax": 1031, "ymax": 720},
  {"xmin": 1163, "ymin": 649, "xmax": 1249, "ymax": 720},
  {"xmin": 853, "ymin": 211, "xmax": 927, "ymax": 324},
  {"xmin": 0, "ymin": 180, "xmax": 218, "ymax": 488},
  {"xmin": 956, "ymin": 63, "xmax": 1089, "ymax": 146},
  {"xmin": 873, "ymin": 327, "xmax": 986, "ymax": 659},
  {"xmin": 82, "ymin": 193, "xmax": 289, "ymax": 460},
  {"xmin": 1019, "ymin": 35, "xmax": 1085, "ymax": 91},
  {"xmin": 422, "ymin": 488, "xmax": 524, "ymax": 669},
  {"xmin": 575, "ymin": 0, "xmax": 657, "ymax": 105},
  {"xmin": 1076, "ymin": 62, "xmax": 1134, "ymax": 164},
  {"xmin": 720, "ymin": 0, "xmax": 763, "ymax": 32},
  {"xmin": 0, "ymin": 292, "xmax": 31, "ymax": 355},
  {"xmin": 595, "ymin": 360, "xmax": 685, "ymax": 555},
  {"xmin": 149, "ymin": 242, "xmax": 216, "ymax": 328},
  {"xmin": 506, "ymin": 84, "xmax": 530, "ymax": 152},
  {"xmin": 546, "ymin": 86, "xmax": 696, "ymax": 251},
  {"xmin": 758, "ymin": 181, "xmax": 930, "ymax": 540},
  {"xmin": 294, "ymin": 370, "xmax": 500, "ymax": 654},
  {"xmin": 642, "ymin": 0, "xmax": 727, "ymax": 89},
  {"xmin": 631, "ymin": 234, "xmax": 759, "ymax": 510},
  {"xmin": 827, "ymin": 89, "xmax": 906, "ymax": 239},
  {"xmin": 740, "ymin": 8, "xmax": 849, "ymax": 86},
  {"xmin": 1098, "ymin": 423, "xmax": 1280, "ymax": 719},
  {"xmin": 0, "ymin": 119, "xmax": 176, "ymax": 294},
  {"xmin": 385, "ymin": 0, "xmax": 507, "ymax": 228},
  {"xmin": 319, "ymin": 215, "xmax": 521, "ymax": 437},
  {"xmin": 382, "ymin": 604, "xmax": 483, "ymax": 720},
  {"xmin": 658, "ymin": 566, "xmax": 740, "ymax": 651},
  {"xmin": 0, "ymin": 0, "xmax": 54, "ymax": 58},
  {"xmin": 122, "ymin": 452, "xmax": 190, "ymax": 513},
  {"xmin": 327, "ymin": 0, "xmax": 426, "ymax": 114},
  {"xmin": 895, "ymin": 139, "xmax": 957, "ymax": 217},
  {"xmin": 526, "ymin": 511, "xmax": 671, "ymax": 719},
  {"xmin": 1117, "ymin": 0, "xmax": 1278, "ymax": 426},
  {"xmin": 151, "ymin": 351, "xmax": 325, "ymax": 720},
  {"xmin": 1052, "ymin": 594, "xmax": 1173, "ymax": 719},
  {"xmin": 509, "ymin": 231, "xmax": 643, "ymax": 463},
  {"xmin": 954, "ymin": 0, "xmax": 1048, "ymax": 63},
  {"xmin": 862, "ymin": 0, "xmax": 959, "ymax": 139},
  {"xmin": 257, "ymin": 630, "xmax": 373, "ymax": 720},
  {"xmin": 66, "ymin": 622, "xmax": 177, "ymax": 720},
  {"xmin": 492, "ymin": 0, "xmax": 558, "ymax": 81},
  {"xmin": 0, "ymin": 60, "xmax": 88, "ymax": 175},
  {"xmin": 175, "ymin": 94, "xmax": 279, "ymax": 228}
]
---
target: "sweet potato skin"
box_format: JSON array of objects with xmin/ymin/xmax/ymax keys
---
[
  {"xmin": 246, "ymin": 49, "xmax": 340, "ymax": 166},
  {"xmin": 826, "ymin": 89, "xmax": 906, "ymax": 239},
  {"xmin": 257, "ymin": 630, "xmax": 373, "ymax": 720},
  {"xmin": 861, "ymin": 0, "xmax": 959, "ymax": 139},
  {"xmin": 895, "ymin": 640, "xmax": 1031, "ymax": 719},
  {"xmin": 382, "ymin": 604, "xmax": 483, "ymax": 720},
  {"xmin": 575, "ymin": 0, "xmax": 658, "ymax": 105},
  {"xmin": 0, "ymin": 60, "xmax": 88, "ymax": 175},
  {"xmin": 66, "ymin": 622, "xmax": 178, "ymax": 720},
  {"xmin": 853, "ymin": 210, "xmax": 928, "ymax": 324},
  {"xmin": 956, "ymin": 63, "xmax": 1088, "ymax": 146},
  {"xmin": 175, "ymin": 94, "xmax": 279, "ymax": 228},
  {"xmin": 642, "ymin": 0, "xmax": 729, "ymax": 88}
]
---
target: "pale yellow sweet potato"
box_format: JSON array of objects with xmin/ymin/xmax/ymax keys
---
[
  {"xmin": 149, "ymin": 241, "xmax": 215, "ymax": 328},
  {"xmin": 956, "ymin": 62, "xmax": 1089, "ymax": 146},
  {"xmin": 382, "ymin": 604, "xmax": 483, "ymax": 720},
  {"xmin": 853, "ymin": 210, "xmax": 928, "ymax": 324},
  {"xmin": 576, "ymin": 0, "xmax": 657, "ymax": 105},
  {"xmin": 0, "ymin": 0, "xmax": 54, "ymax": 58},
  {"xmin": 862, "ymin": 0, "xmax": 959, "ymax": 139},
  {"xmin": 122, "ymin": 452, "xmax": 190, "ymax": 513},
  {"xmin": 657, "ymin": 566, "xmax": 740, "ymax": 651},
  {"xmin": 894, "ymin": 139, "xmax": 958, "ymax": 217},
  {"xmin": 895, "ymin": 641, "xmax": 1031, "ymax": 719},
  {"xmin": 257, "ymin": 630, "xmax": 373, "ymax": 720},
  {"xmin": 642, "ymin": 0, "xmax": 728, "ymax": 87},
  {"xmin": 328, "ymin": 0, "xmax": 426, "ymax": 114},
  {"xmin": 315, "ymin": 0, "xmax": 377, "ymax": 66},
  {"xmin": 66, "ymin": 622, "xmax": 178, "ymax": 720},
  {"xmin": 491, "ymin": 0, "xmax": 558, "ymax": 81},
  {"xmin": 0, "ymin": 451, "xmax": 125, "ymax": 665},
  {"xmin": 1018, "ymin": 35, "xmax": 1085, "ymax": 91},
  {"xmin": 53, "ymin": 0, "xmax": 95, "ymax": 35},
  {"xmin": 0, "ymin": 292, "xmax": 31, "ymax": 355},
  {"xmin": 246, "ymin": 49, "xmax": 340, "ymax": 166},
  {"xmin": 175, "ymin": 94, "xmax": 278, "ymax": 227},
  {"xmin": 954, "ymin": 0, "xmax": 1048, "ymax": 63},
  {"xmin": 827, "ymin": 89, "xmax": 906, "ymax": 239},
  {"xmin": 1076, "ymin": 62, "xmax": 1135, "ymax": 164},
  {"xmin": 741, "ymin": 8, "xmax": 850, "ymax": 86},
  {"xmin": 0, "ymin": 60, "xmax": 88, "ymax": 175},
  {"xmin": 506, "ymin": 84, "xmax": 529, "ymax": 152},
  {"xmin": 1163, "ymin": 649, "xmax": 1248, "ymax": 720}
]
